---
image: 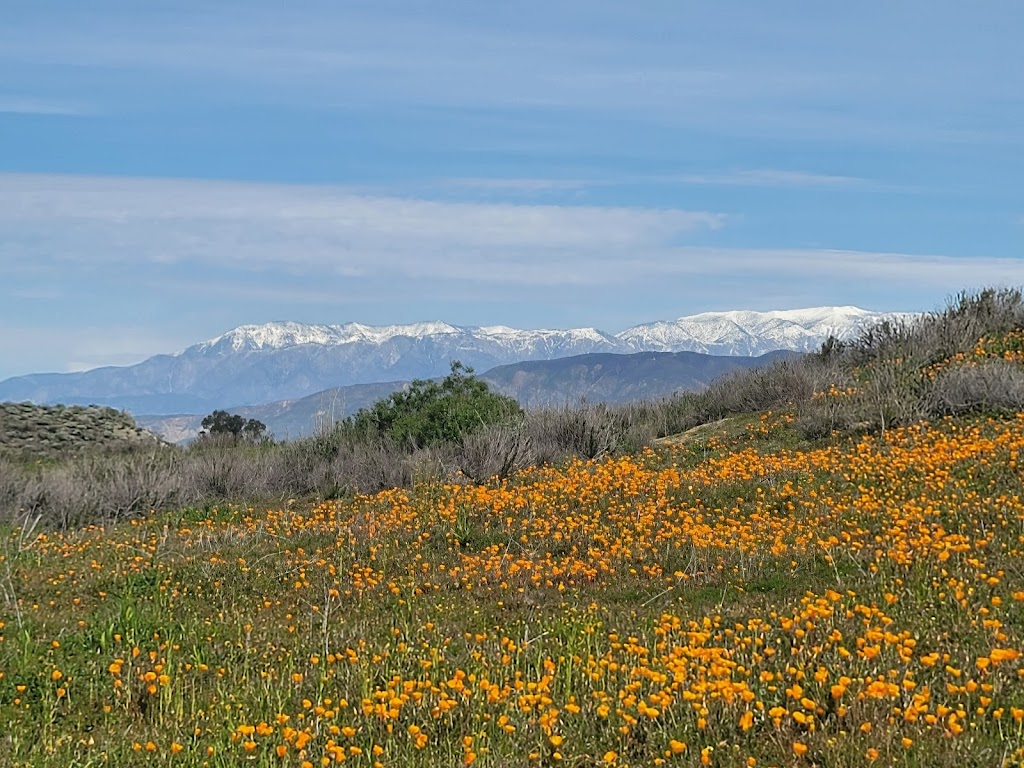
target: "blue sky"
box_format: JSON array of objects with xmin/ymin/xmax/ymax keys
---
[{"xmin": 2, "ymin": 1, "xmax": 1023, "ymax": 379}]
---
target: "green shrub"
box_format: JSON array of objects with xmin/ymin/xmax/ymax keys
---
[
  {"xmin": 345, "ymin": 361, "xmax": 522, "ymax": 449},
  {"xmin": 199, "ymin": 410, "xmax": 269, "ymax": 442}
]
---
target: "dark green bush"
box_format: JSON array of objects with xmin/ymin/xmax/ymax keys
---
[
  {"xmin": 345, "ymin": 362, "xmax": 522, "ymax": 449},
  {"xmin": 199, "ymin": 410, "xmax": 269, "ymax": 442}
]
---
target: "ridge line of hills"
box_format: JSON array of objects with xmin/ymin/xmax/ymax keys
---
[
  {"xmin": 0, "ymin": 306, "xmax": 890, "ymax": 417},
  {"xmin": 138, "ymin": 349, "xmax": 796, "ymax": 443}
]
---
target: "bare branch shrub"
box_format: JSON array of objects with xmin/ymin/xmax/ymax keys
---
[
  {"xmin": 185, "ymin": 445, "xmax": 273, "ymax": 501},
  {"xmin": 524, "ymin": 403, "xmax": 621, "ymax": 462},
  {"xmin": 792, "ymin": 368, "xmax": 863, "ymax": 438},
  {"xmin": 0, "ymin": 457, "xmax": 21, "ymax": 514},
  {"xmin": 920, "ymin": 288, "xmax": 1024, "ymax": 360},
  {"xmin": 457, "ymin": 422, "xmax": 534, "ymax": 483},
  {"xmin": 701, "ymin": 358, "xmax": 822, "ymax": 416},
  {"xmin": 927, "ymin": 360, "xmax": 1024, "ymax": 415},
  {"xmin": 329, "ymin": 439, "xmax": 452, "ymax": 495},
  {"xmin": 6, "ymin": 451, "xmax": 186, "ymax": 528}
]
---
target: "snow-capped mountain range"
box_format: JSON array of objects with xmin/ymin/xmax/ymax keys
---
[
  {"xmin": 197, "ymin": 321, "xmax": 620, "ymax": 356},
  {"xmin": 619, "ymin": 306, "xmax": 881, "ymax": 356},
  {"xmin": 199, "ymin": 307, "xmax": 879, "ymax": 358},
  {"xmin": 0, "ymin": 307, "xmax": 891, "ymax": 415}
]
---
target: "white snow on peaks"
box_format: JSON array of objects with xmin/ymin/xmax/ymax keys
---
[
  {"xmin": 338, "ymin": 321, "xmax": 461, "ymax": 344},
  {"xmin": 196, "ymin": 322, "xmax": 347, "ymax": 352},
  {"xmin": 615, "ymin": 306, "xmax": 885, "ymax": 356},
  {"xmin": 194, "ymin": 321, "xmax": 463, "ymax": 353},
  {"xmin": 190, "ymin": 307, "xmax": 891, "ymax": 359},
  {"xmin": 476, "ymin": 326, "xmax": 613, "ymax": 343}
]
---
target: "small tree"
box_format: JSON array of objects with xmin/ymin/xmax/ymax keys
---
[
  {"xmin": 200, "ymin": 410, "xmax": 268, "ymax": 442},
  {"xmin": 817, "ymin": 335, "xmax": 844, "ymax": 361},
  {"xmin": 346, "ymin": 361, "xmax": 522, "ymax": 449}
]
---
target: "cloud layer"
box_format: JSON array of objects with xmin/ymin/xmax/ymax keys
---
[
  {"xmin": 1, "ymin": 173, "xmax": 727, "ymax": 286},
  {"xmin": 3, "ymin": 172, "xmax": 1022, "ymax": 292}
]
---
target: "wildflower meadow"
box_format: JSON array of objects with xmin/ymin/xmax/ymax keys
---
[{"xmin": 2, "ymin": 407, "xmax": 1023, "ymax": 767}]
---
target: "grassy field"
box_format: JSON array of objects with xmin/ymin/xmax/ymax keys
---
[{"xmin": 1, "ymin": 410, "xmax": 1022, "ymax": 767}]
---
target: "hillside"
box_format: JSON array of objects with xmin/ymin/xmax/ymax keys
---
[
  {"xmin": 2, "ymin": 409, "xmax": 1022, "ymax": 766},
  {"xmin": 137, "ymin": 350, "xmax": 795, "ymax": 443},
  {"xmin": 0, "ymin": 402, "xmax": 160, "ymax": 459},
  {"xmin": 482, "ymin": 349, "xmax": 795, "ymax": 408},
  {"xmin": 137, "ymin": 380, "xmax": 409, "ymax": 443},
  {"xmin": 3, "ymin": 289, "xmax": 1024, "ymax": 765}
]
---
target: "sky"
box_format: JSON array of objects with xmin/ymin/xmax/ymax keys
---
[{"xmin": 2, "ymin": 0, "xmax": 1023, "ymax": 379}]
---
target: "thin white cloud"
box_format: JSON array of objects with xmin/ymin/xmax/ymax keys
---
[
  {"xmin": 674, "ymin": 170, "xmax": 867, "ymax": 188},
  {"xmin": 0, "ymin": 97, "xmax": 86, "ymax": 115},
  {"xmin": 433, "ymin": 169, "xmax": 870, "ymax": 194},
  {"xmin": 1, "ymin": 172, "xmax": 1021, "ymax": 300},
  {"xmin": 437, "ymin": 177, "xmax": 593, "ymax": 193},
  {"xmin": 8, "ymin": 287, "xmax": 63, "ymax": 300},
  {"xmin": 0, "ymin": 173, "xmax": 726, "ymax": 285},
  {"xmin": 660, "ymin": 247, "xmax": 1024, "ymax": 288}
]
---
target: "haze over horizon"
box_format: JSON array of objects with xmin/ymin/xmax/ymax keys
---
[{"xmin": 3, "ymin": 1, "xmax": 1023, "ymax": 380}]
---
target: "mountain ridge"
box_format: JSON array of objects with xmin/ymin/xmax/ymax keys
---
[
  {"xmin": 187, "ymin": 306, "xmax": 878, "ymax": 355},
  {"xmin": 0, "ymin": 306, "xmax": 892, "ymax": 414},
  {"xmin": 136, "ymin": 349, "xmax": 796, "ymax": 443}
]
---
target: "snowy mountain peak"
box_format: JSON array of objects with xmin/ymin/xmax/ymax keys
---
[
  {"xmin": 616, "ymin": 306, "xmax": 887, "ymax": 356},
  {"xmin": 189, "ymin": 307, "xmax": 885, "ymax": 361},
  {"xmin": 196, "ymin": 322, "xmax": 348, "ymax": 352},
  {"xmin": 193, "ymin": 320, "xmax": 464, "ymax": 353},
  {"xmin": 191, "ymin": 320, "xmax": 625, "ymax": 356},
  {"xmin": 338, "ymin": 321, "xmax": 462, "ymax": 344},
  {"xmin": 475, "ymin": 325, "xmax": 613, "ymax": 343}
]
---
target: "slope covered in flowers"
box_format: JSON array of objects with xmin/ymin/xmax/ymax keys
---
[{"xmin": 1, "ymin": 413, "xmax": 1023, "ymax": 767}]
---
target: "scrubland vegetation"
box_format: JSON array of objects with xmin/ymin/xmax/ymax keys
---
[
  {"xmin": 6, "ymin": 289, "xmax": 1024, "ymax": 528},
  {"xmin": 0, "ymin": 403, "xmax": 159, "ymax": 461},
  {"xmin": 5, "ymin": 289, "xmax": 1024, "ymax": 528},
  {"xmin": 1, "ymin": 288, "xmax": 1024, "ymax": 766}
]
